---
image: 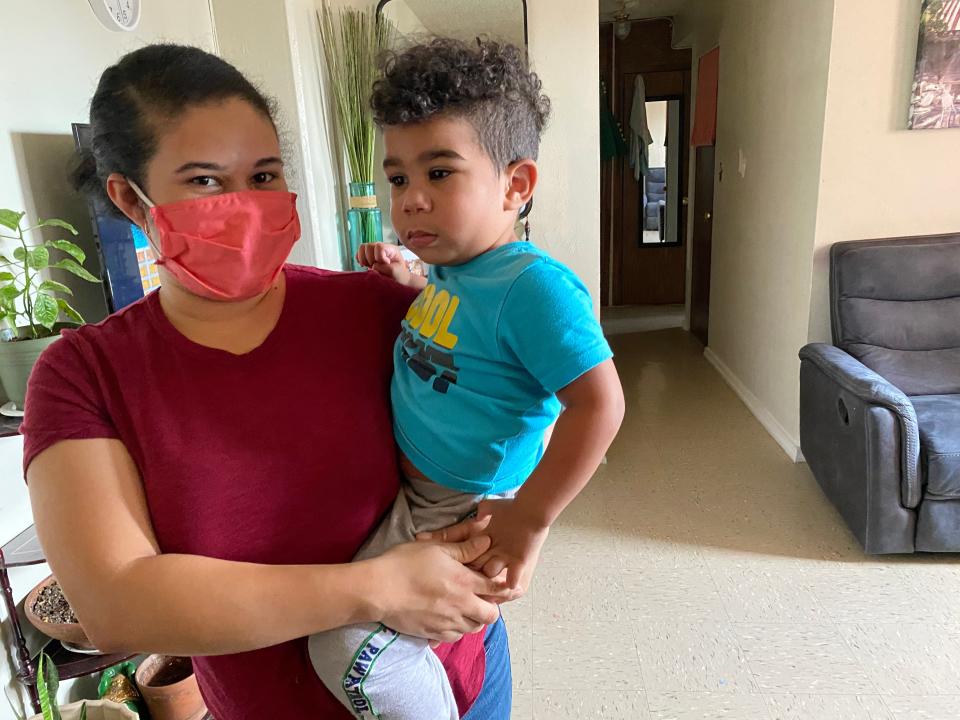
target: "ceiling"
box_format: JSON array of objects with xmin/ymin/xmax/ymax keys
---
[
  {"xmin": 390, "ymin": 0, "xmax": 526, "ymax": 47},
  {"xmin": 599, "ymin": 0, "xmax": 692, "ymax": 22}
]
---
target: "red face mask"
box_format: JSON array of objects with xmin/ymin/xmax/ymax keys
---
[{"xmin": 129, "ymin": 181, "xmax": 301, "ymax": 301}]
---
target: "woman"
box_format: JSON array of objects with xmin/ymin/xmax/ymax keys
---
[{"xmin": 22, "ymin": 44, "xmax": 512, "ymax": 718}]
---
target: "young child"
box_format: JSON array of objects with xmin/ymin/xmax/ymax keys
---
[{"xmin": 309, "ymin": 38, "xmax": 624, "ymax": 719}]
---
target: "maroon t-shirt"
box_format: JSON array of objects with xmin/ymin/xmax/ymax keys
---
[{"xmin": 21, "ymin": 265, "xmax": 485, "ymax": 719}]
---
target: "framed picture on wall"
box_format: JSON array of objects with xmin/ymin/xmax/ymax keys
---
[{"xmin": 908, "ymin": 0, "xmax": 960, "ymax": 129}]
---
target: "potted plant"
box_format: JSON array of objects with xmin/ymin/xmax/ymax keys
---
[
  {"xmin": 134, "ymin": 654, "xmax": 207, "ymax": 720},
  {"xmin": 10, "ymin": 653, "xmax": 139, "ymax": 720},
  {"xmin": 0, "ymin": 209, "xmax": 99, "ymax": 410},
  {"xmin": 318, "ymin": 1, "xmax": 394, "ymax": 269}
]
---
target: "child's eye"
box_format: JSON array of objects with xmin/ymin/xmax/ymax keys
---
[
  {"xmin": 429, "ymin": 169, "xmax": 451, "ymax": 181},
  {"xmin": 388, "ymin": 175, "xmax": 407, "ymax": 187},
  {"xmin": 189, "ymin": 176, "xmax": 221, "ymax": 188},
  {"xmin": 252, "ymin": 172, "xmax": 277, "ymax": 185}
]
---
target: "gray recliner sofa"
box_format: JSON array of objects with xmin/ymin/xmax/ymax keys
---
[{"xmin": 799, "ymin": 234, "xmax": 960, "ymax": 554}]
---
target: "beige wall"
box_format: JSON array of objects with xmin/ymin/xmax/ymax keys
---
[
  {"xmin": 675, "ymin": 1, "xmax": 723, "ymax": 331},
  {"xmin": 647, "ymin": 101, "xmax": 669, "ymax": 169},
  {"xmin": 677, "ymin": 0, "xmax": 960, "ymax": 459},
  {"xmin": 809, "ymin": 0, "xmax": 960, "ymax": 342},
  {"xmin": 0, "ymin": 3, "xmax": 216, "ymax": 713},
  {"xmin": 210, "ymin": 0, "xmax": 332, "ymax": 268},
  {"xmin": 0, "ymin": 1, "xmax": 216, "ymax": 326},
  {"xmin": 527, "ymin": 0, "xmax": 602, "ymax": 305},
  {"xmin": 678, "ymin": 0, "xmax": 835, "ymax": 456}
]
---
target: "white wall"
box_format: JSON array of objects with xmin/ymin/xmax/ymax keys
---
[
  {"xmin": 808, "ymin": 0, "xmax": 960, "ymax": 342},
  {"xmin": 527, "ymin": 0, "xmax": 602, "ymax": 305},
  {"xmin": 1, "ymin": 4, "xmax": 217, "ymax": 712}
]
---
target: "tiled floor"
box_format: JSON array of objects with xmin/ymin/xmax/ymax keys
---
[
  {"xmin": 601, "ymin": 305, "xmax": 685, "ymax": 336},
  {"xmin": 503, "ymin": 329, "xmax": 960, "ymax": 720}
]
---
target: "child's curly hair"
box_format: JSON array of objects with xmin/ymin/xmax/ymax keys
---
[{"xmin": 371, "ymin": 37, "xmax": 551, "ymax": 170}]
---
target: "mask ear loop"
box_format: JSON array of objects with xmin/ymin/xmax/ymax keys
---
[
  {"xmin": 127, "ymin": 178, "xmax": 155, "ymax": 208},
  {"xmin": 126, "ymin": 179, "xmax": 164, "ymax": 261}
]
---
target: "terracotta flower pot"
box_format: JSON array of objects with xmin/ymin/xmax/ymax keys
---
[
  {"xmin": 24, "ymin": 574, "xmax": 94, "ymax": 651},
  {"xmin": 28, "ymin": 699, "xmax": 138, "ymax": 720},
  {"xmin": 135, "ymin": 654, "xmax": 207, "ymax": 720}
]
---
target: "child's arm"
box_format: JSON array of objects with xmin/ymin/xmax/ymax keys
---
[
  {"xmin": 472, "ymin": 358, "xmax": 624, "ymax": 590},
  {"xmin": 357, "ymin": 242, "xmax": 428, "ymax": 290}
]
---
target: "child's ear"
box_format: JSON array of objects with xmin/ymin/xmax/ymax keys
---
[{"xmin": 503, "ymin": 159, "xmax": 538, "ymax": 212}]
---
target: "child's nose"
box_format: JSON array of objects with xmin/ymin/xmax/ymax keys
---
[{"xmin": 402, "ymin": 185, "xmax": 430, "ymax": 213}]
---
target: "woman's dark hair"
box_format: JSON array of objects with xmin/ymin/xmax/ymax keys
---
[
  {"xmin": 70, "ymin": 44, "xmax": 276, "ymax": 217},
  {"xmin": 371, "ymin": 38, "xmax": 551, "ymax": 170}
]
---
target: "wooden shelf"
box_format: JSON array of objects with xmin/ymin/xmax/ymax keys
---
[
  {"xmin": 0, "ymin": 524, "xmax": 45, "ymax": 569},
  {"xmin": 16, "ymin": 639, "xmax": 137, "ymax": 685},
  {"xmin": 2, "ymin": 524, "xmax": 136, "ymax": 713}
]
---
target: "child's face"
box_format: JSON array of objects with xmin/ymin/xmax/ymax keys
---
[{"xmin": 383, "ymin": 115, "xmax": 532, "ymax": 266}]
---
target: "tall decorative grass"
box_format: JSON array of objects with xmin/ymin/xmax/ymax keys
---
[{"xmin": 318, "ymin": 2, "xmax": 394, "ymax": 185}]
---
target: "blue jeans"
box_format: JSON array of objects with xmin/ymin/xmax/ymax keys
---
[{"xmin": 463, "ymin": 616, "xmax": 511, "ymax": 720}]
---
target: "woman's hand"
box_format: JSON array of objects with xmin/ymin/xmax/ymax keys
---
[
  {"xmin": 416, "ymin": 516, "xmax": 530, "ymax": 603},
  {"xmin": 364, "ymin": 534, "xmax": 504, "ymax": 644}
]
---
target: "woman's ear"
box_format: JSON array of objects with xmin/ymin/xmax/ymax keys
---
[
  {"xmin": 503, "ymin": 159, "xmax": 538, "ymax": 212},
  {"xmin": 106, "ymin": 173, "xmax": 149, "ymax": 230}
]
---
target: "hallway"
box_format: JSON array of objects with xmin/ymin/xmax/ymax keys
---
[{"xmin": 505, "ymin": 329, "xmax": 960, "ymax": 719}]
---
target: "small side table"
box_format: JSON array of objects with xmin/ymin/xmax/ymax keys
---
[{"xmin": 1, "ymin": 524, "xmax": 137, "ymax": 714}]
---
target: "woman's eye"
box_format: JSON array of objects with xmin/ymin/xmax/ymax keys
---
[
  {"xmin": 190, "ymin": 176, "xmax": 220, "ymax": 188},
  {"xmin": 388, "ymin": 175, "xmax": 407, "ymax": 187},
  {"xmin": 429, "ymin": 169, "xmax": 451, "ymax": 181},
  {"xmin": 252, "ymin": 172, "xmax": 277, "ymax": 185}
]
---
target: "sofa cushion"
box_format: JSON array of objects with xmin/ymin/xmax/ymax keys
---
[
  {"xmin": 832, "ymin": 236, "xmax": 960, "ymax": 396},
  {"xmin": 912, "ymin": 395, "xmax": 960, "ymax": 498}
]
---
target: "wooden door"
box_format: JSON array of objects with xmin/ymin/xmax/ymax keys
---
[
  {"xmin": 604, "ymin": 19, "xmax": 691, "ymax": 307},
  {"xmin": 690, "ymin": 145, "xmax": 715, "ymax": 345},
  {"xmin": 615, "ymin": 69, "xmax": 689, "ymax": 306}
]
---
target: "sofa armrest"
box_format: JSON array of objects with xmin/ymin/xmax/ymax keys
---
[{"xmin": 799, "ymin": 343, "xmax": 921, "ymax": 509}]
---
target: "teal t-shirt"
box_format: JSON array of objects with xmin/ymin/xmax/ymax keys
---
[{"xmin": 391, "ymin": 242, "xmax": 613, "ymax": 494}]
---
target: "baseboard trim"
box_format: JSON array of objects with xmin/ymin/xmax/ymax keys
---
[{"xmin": 703, "ymin": 347, "xmax": 805, "ymax": 463}]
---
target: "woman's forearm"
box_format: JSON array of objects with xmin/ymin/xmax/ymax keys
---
[{"xmin": 88, "ymin": 554, "xmax": 376, "ymax": 655}]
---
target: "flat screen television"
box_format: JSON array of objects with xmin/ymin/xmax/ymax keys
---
[{"xmin": 72, "ymin": 123, "xmax": 161, "ymax": 313}]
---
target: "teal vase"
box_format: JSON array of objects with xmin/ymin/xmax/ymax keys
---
[{"xmin": 346, "ymin": 182, "xmax": 383, "ymax": 270}]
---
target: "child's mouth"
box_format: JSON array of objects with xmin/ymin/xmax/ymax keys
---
[{"xmin": 405, "ymin": 231, "xmax": 438, "ymax": 250}]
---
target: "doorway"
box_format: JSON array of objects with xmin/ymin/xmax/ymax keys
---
[{"xmin": 600, "ymin": 19, "xmax": 691, "ymax": 314}]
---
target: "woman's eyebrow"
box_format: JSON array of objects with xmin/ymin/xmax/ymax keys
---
[
  {"xmin": 174, "ymin": 161, "xmax": 225, "ymax": 173},
  {"xmin": 174, "ymin": 157, "xmax": 283, "ymax": 173}
]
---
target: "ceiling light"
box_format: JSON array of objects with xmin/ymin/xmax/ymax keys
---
[{"xmin": 613, "ymin": 1, "xmax": 631, "ymax": 40}]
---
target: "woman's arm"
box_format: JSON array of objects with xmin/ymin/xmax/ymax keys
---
[{"xmin": 29, "ymin": 438, "xmax": 501, "ymax": 656}]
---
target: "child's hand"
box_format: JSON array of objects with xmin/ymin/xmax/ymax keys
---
[
  {"xmin": 469, "ymin": 498, "xmax": 550, "ymax": 592},
  {"xmin": 356, "ymin": 242, "xmax": 412, "ymax": 285}
]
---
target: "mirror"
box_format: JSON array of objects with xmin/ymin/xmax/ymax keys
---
[
  {"xmin": 641, "ymin": 97, "xmax": 682, "ymax": 245},
  {"xmin": 377, "ymin": 0, "xmax": 528, "ymax": 49}
]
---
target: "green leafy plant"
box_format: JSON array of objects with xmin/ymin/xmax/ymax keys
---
[
  {"xmin": 5, "ymin": 654, "xmax": 88, "ymax": 720},
  {"xmin": 0, "ymin": 210, "xmax": 99, "ymax": 340},
  {"xmin": 37, "ymin": 652, "xmax": 88, "ymax": 720},
  {"xmin": 317, "ymin": 2, "xmax": 394, "ymax": 185}
]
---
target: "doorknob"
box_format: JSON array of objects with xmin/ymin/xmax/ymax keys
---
[{"xmin": 704, "ymin": 211, "xmax": 712, "ymax": 220}]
